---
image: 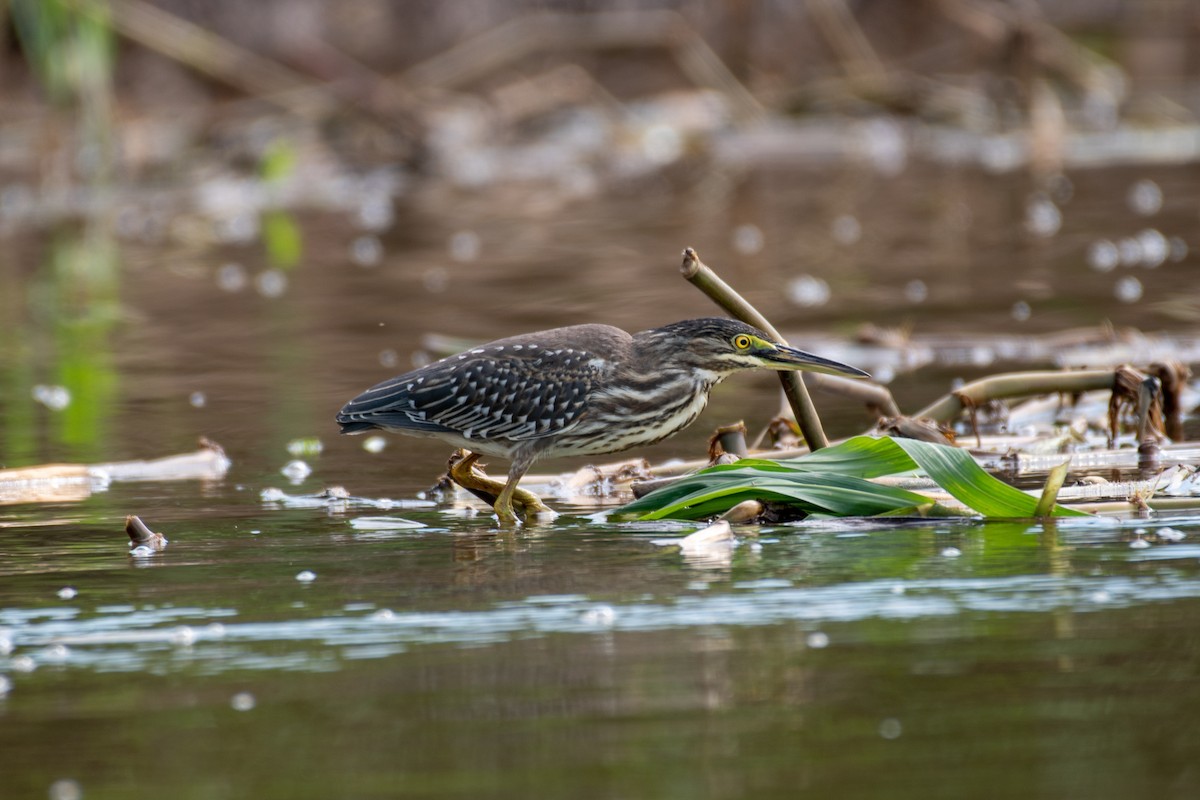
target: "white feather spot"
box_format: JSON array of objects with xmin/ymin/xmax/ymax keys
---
[{"xmin": 512, "ymin": 345, "xmax": 523, "ymax": 351}]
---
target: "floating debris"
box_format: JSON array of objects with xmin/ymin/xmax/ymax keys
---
[
  {"xmin": 580, "ymin": 605, "xmax": 616, "ymax": 627},
  {"xmin": 363, "ymin": 436, "xmax": 387, "ymax": 453},
  {"xmin": 32, "ymin": 385, "xmax": 71, "ymax": 411},
  {"xmin": 57, "ymin": 587, "xmax": 77, "ymax": 600},
  {"xmin": 348, "ymin": 516, "xmax": 425, "ymax": 531},
  {"xmin": 295, "ymin": 570, "xmax": 317, "ymax": 582},
  {"xmin": 189, "ymin": 391, "xmax": 207, "ymax": 408},
  {"xmin": 280, "ymin": 460, "xmax": 312, "ymax": 483},
  {"xmin": 261, "ymin": 486, "xmax": 434, "ymax": 510},
  {"xmin": 806, "ymin": 631, "xmax": 830, "ymax": 649},
  {"xmin": 125, "ymin": 515, "xmax": 168, "ymax": 553},
  {"xmin": 230, "ymin": 692, "xmax": 256, "ymax": 711},
  {"xmin": 941, "ymin": 547, "xmax": 963, "ymax": 558}
]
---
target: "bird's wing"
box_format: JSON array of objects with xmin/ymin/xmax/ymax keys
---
[{"xmin": 338, "ymin": 347, "xmax": 604, "ymax": 442}]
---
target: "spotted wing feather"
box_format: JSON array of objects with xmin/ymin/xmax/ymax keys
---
[{"xmin": 337, "ymin": 345, "xmax": 603, "ymax": 443}]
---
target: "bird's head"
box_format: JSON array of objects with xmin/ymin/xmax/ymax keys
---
[{"xmin": 647, "ymin": 318, "xmax": 871, "ymax": 379}]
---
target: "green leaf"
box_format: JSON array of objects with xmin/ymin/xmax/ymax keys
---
[{"xmin": 617, "ymin": 435, "xmax": 1089, "ymax": 521}]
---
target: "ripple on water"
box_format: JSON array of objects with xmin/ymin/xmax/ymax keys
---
[{"xmin": 4, "ymin": 567, "xmax": 1200, "ymax": 675}]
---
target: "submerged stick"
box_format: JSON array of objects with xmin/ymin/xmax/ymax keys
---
[{"xmin": 680, "ymin": 247, "xmax": 831, "ymax": 450}]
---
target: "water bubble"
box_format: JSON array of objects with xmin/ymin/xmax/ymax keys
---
[
  {"xmin": 448, "ymin": 230, "xmax": 481, "ymax": 263},
  {"xmin": 787, "ymin": 275, "xmax": 831, "ymax": 307},
  {"xmin": 295, "ymin": 570, "xmax": 317, "ymax": 583},
  {"xmin": 732, "ymin": 224, "xmax": 764, "ymax": 255},
  {"xmin": 904, "ymin": 280, "xmax": 928, "ymax": 304},
  {"xmin": 1047, "ymin": 174, "xmax": 1074, "ymax": 204},
  {"xmin": 0, "ymin": 631, "xmax": 12, "ymax": 655},
  {"xmin": 1117, "ymin": 237, "xmax": 1142, "ymax": 267},
  {"xmin": 1086, "ymin": 240, "xmax": 1119, "ymax": 272},
  {"xmin": 940, "ymin": 547, "xmax": 962, "ymax": 558},
  {"xmin": 286, "ymin": 438, "xmax": 324, "ymax": 457},
  {"xmin": 363, "ymin": 436, "xmax": 387, "ymax": 454},
  {"xmin": 641, "ymin": 123, "xmax": 683, "ymax": 164},
  {"xmin": 370, "ymin": 608, "xmax": 396, "ymax": 622},
  {"xmin": 231, "ymin": 692, "xmax": 256, "ymax": 711},
  {"xmin": 169, "ymin": 626, "xmax": 197, "ymax": 646},
  {"xmin": 423, "ymin": 266, "xmax": 449, "ymax": 293},
  {"xmin": 11, "ymin": 655, "xmax": 36, "ymax": 672},
  {"xmin": 356, "ymin": 196, "xmax": 394, "ymax": 231},
  {"xmin": 861, "ymin": 118, "xmax": 907, "ymax": 176},
  {"xmin": 216, "ymin": 262, "xmax": 248, "ymax": 292},
  {"xmin": 831, "ymin": 214, "xmax": 862, "ymax": 245},
  {"xmin": 1090, "ymin": 590, "xmax": 1111, "ymax": 603},
  {"xmin": 806, "ymin": 631, "xmax": 830, "ymax": 649},
  {"xmin": 1129, "ymin": 537, "xmax": 1150, "ymax": 549},
  {"xmin": 1024, "ymin": 195, "xmax": 1061, "ymax": 238},
  {"xmin": 580, "ymin": 605, "xmax": 616, "ymax": 626},
  {"xmin": 42, "ymin": 644, "xmax": 70, "ymax": 663},
  {"xmin": 57, "ymin": 587, "xmax": 78, "ymax": 600},
  {"xmin": 217, "ymin": 212, "xmax": 259, "ymax": 244},
  {"xmin": 129, "ymin": 545, "xmax": 155, "ymax": 558},
  {"xmin": 350, "ymin": 235, "xmax": 383, "ymax": 267},
  {"xmin": 255, "ymin": 269, "xmax": 288, "ymax": 298},
  {"xmin": 1136, "ymin": 229, "xmax": 1168, "ymax": 267},
  {"xmin": 189, "ymin": 391, "xmax": 207, "ymax": 408},
  {"xmin": 378, "ymin": 349, "xmax": 399, "ymax": 369},
  {"xmin": 33, "ymin": 385, "xmax": 71, "ymax": 411},
  {"xmin": 878, "ymin": 718, "xmax": 903, "ymax": 740},
  {"xmin": 48, "ymin": 779, "xmax": 82, "ymax": 800},
  {"xmin": 1114, "ymin": 276, "xmax": 1143, "ymax": 304},
  {"xmin": 1169, "ymin": 236, "xmax": 1188, "ymax": 262},
  {"xmin": 205, "ymin": 623, "xmax": 227, "ymax": 638},
  {"xmin": 0, "ymin": 675, "xmax": 10, "ymax": 696},
  {"xmin": 281, "ymin": 460, "xmax": 312, "ymax": 483},
  {"xmin": 1127, "ymin": 179, "xmax": 1162, "ymax": 216},
  {"xmin": 1011, "ymin": 301, "xmax": 1031, "ymax": 322},
  {"xmin": 1158, "ymin": 527, "xmax": 1186, "ymax": 542}
]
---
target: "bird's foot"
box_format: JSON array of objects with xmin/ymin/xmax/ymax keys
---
[{"xmin": 446, "ymin": 450, "xmax": 557, "ymax": 526}]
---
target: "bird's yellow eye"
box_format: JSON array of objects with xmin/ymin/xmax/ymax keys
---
[{"xmin": 733, "ymin": 334, "xmax": 752, "ymax": 350}]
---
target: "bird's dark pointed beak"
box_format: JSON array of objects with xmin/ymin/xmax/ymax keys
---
[{"xmin": 760, "ymin": 344, "xmax": 871, "ymax": 379}]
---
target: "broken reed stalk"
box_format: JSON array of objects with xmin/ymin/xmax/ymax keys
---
[
  {"xmin": 679, "ymin": 247, "xmax": 830, "ymax": 451},
  {"xmin": 914, "ymin": 369, "xmax": 1126, "ymax": 423}
]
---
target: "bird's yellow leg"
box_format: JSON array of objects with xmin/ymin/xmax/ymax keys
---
[{"xmin": 446, "ymin": 450, "xmax": 555, "ymax": 525}]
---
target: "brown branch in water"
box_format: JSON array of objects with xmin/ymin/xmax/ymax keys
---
[
  {"xmin": 915, "ymin": 369, "xmax": 1121, "ymax": 423},
  {"xmin": 125, "ymin": 515, "xmax": 168, "ymax": 549},
  {"xmin": 679, "ymin": 247, "xmax": 832, "ymax": 451},
  {"xmin": 707, "ymin": 421, "xmax": 749, "ymax": 461}
]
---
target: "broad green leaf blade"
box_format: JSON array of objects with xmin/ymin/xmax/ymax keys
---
[
  {"xmin": 621, "ymin": 470, "xmax": 931, "ymax": 521},
  {"xmin": 616, "ymin": 435, "xmax": 1089, "ymax": 521}
]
